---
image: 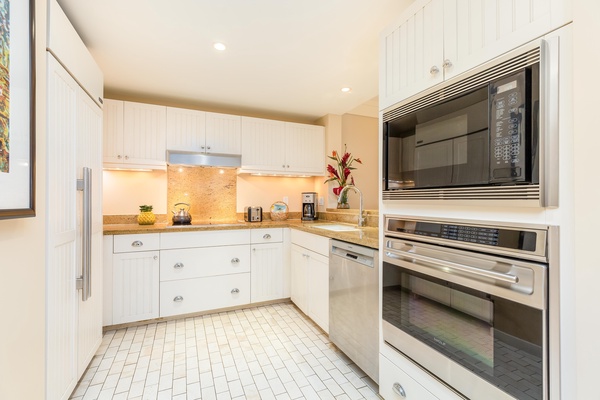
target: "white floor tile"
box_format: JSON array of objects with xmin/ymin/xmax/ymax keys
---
[{"xmin": 69, "ymin": 303, "xmax": 380, "ymax": 400}]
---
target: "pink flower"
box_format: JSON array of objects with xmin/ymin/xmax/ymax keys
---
[{"xmin": 333, "ymin": 186, "xmax": 343, "ymax": 196}]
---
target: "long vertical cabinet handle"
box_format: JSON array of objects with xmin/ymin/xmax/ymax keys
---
[
  {"xmin": 76, "ymin": 167, "xmax": 92, "ymax": 301},
  {"xmin": 540, "ymin": 37, "xmax": 560, "ymax": 208}
]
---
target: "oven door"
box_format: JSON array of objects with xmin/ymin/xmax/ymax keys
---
[{"xmin": 382, "ymin": 238, "xmax": 548, "ymax": 400}]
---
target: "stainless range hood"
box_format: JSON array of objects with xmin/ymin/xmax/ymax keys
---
[{"xmin": 167, "ymin": 150, "xmax": 241, "ymax": 168}]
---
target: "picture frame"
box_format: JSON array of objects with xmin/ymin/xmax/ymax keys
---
[{"xmin": 0, "ymin": 0, "xmax": 35, "ymax": 219}]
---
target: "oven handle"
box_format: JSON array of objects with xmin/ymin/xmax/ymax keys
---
[{"xmin": 385, "ymin": 250, "xmax": 519, "ymax": 285}]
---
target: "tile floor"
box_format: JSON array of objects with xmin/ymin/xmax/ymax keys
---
[{"xmin": 70, "ymin": 302, "xmax": 380, "ymax": 400}]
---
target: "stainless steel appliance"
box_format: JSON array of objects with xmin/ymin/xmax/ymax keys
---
[
  {"xmin": 244, "ymin": 206, "xmax": 263, "ymax": 222},
  {"xmin": 172, "ymin": 202, "xmax": 192, "ymax": 225},
  {"xmin": 329, "ymin": 240, "xmax": 379, "ymax": 382},
  {"xmin": 382, "ymin": 38, "xmax": 559, "ymax": 206},
  {"xmin": 301, "ymin": 192, "xmax": 318, "ymax": 221},
  {"xmin": 382, "ymin": 215, "xmax": 558, "ymax": 400}
]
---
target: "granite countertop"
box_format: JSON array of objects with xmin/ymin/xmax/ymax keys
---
[{"xmin": 103, "ymin": 219, "xmax": 379, "ymax": 249}]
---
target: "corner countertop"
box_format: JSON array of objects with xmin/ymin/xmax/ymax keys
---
[{"xmin": 103, "ymin": 219, "xmax": 379, "ymax": 250}]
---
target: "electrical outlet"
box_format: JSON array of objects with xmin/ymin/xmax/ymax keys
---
[
  {"xmin": 318, "ymin": 197, "xmax": 324, "ymax": 206},
  {"xmin": 283, "ymin": 196, "xmax": 289, "ymax": 204}
]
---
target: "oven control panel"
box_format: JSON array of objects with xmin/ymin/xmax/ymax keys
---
[{"xmin": 386, "ymin": 218, "xmax": 543, "ymax": 254}]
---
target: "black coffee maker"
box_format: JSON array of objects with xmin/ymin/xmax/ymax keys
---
[{"xmin": 301, "ymin": 192, "xmax": 318, "ymax": 221}]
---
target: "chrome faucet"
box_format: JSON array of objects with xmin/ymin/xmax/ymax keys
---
[{"xmin": 338, "ymin": 185, "xmax": 366, "ymax": 227}]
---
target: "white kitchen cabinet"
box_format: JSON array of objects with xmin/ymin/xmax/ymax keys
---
[
  {"xmin": 112, "ymin": 250, "xmax": 160, "ymax": 324},
  {"xmin": 379, "ymin": 355, "xmax": 439, "ymax": 400},
  {"xmin": 103, "ymin": 99, "xmax": 167, "ymax": 169},
  {"xmin": 380, "ymin": 0, "xmax": 572, "ymax": 109},
  {"xmin": 240, "ymin": 116, "xmax": 325, "ymax": 175},
  {"xmin": 205, "ymin": 112, "xmax": 242, "ymax": 154},
  {"xmin": 111, "ymin": 233, "xmax": 160, "ymax": 324},
  {"xmin": 158, "ymin": 230, "xmax": 251, "ymax": 318},
  {"xmin": 290, "ymin": 229, "xmax": 330, "ymax": 333},
  {"xmin": 166, "ymin": 107, "xmax": 241, "ymax": 155},
  {"xmin": 160, "ymin": 273, "xmax": 251, "ymax": 317},
  {"xmin": 250, "ymin": 228, "xmax": 285, "ymax": 303},
  {"xmin": 379, "ymin": 346, "xmax": 465, "ymax": 400}
]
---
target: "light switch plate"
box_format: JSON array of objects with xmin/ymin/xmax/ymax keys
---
[
  {"xmin": 283, "ymin": 196, "xmax": 288, "ymax": 204},
  {"xmin": 318, "ymin": 197, "xmax": 324, "ymax": 206}
]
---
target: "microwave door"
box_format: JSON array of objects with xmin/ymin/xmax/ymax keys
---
[
  {"xmin": 452, "ymin": 130, "xmax": 490, "ymax": 186},
  {"xmin": 414, "ymin": 140, "xmax": 453, "ymax": 188}
]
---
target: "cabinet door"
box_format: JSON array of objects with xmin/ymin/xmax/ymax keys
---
[
  {"xmin": 290, "ymin": 244, "xmax": 308, "ymax": 314},
  {"xmin": 443, "ymin": 0, "xmax": 554, "ymax": 81},
  {"xmin": 241, "ymin": 116, "xmax": 286, "ymax": 172},
  {"xmin": 284, "ymin": 123, "xmax": 325, "ymax": 174},
  {"xmin": 123, "ymin": 102, "xmax": 167, "ymax": 166},
  {"xmin": 251, "ymin": 243, "xmax": 284, "ymax": 303},
  {"xmin": 102, "ymin": 99, "xmax": 124, "ymax": 164},
  {"xmin": 112, "ymin": 251, "xmax": 160, "ymax": 324},
  {"xmin": 166, "ymin": 106, "xmax": 207, "ymax": 152},
  {"xmin": 380, "ymin": 0, "xmax": 444, "ymax": 109},
  {"xmin": 307, "ymin": 251, "xmax": 329, "ymax": 333},
  {"xmin": 379, "ymin": 355, "xmax": 439, "ymax": 400},
  {"xmin": 205, "ymin": 112, "xmax": 241, "ymax": 155}
]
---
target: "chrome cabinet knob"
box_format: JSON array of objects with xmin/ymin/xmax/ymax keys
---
[
  {"xmin": 201, "ymin": 145, "xmax": 205, "ymax": 149},
  {"xmin": 263, "ymin": 234, "xmax": 271, "ymax": 240},
  {"xmin": 392, "ymin": 382, "xmax": 406, "ymax": 397},
  {"xmin": 173, "ymin": 296, "xmax": 184, "ymax": 302},
  {"xmin": 231, "ymin": 288, "xmax": 240, "ymax": 294},
  {"xmin": 153, "ymin": 255, "xmax": 158, "ymax": 260},
  {"xmin": 124, "ymin": 155, "xmax": 129, "ymax": 160},
  {"xmin": 231, "ymin": 258, "xmax": 240, "ymax": 264},
  {"xmin": 117, "ymin": 155, "xmax": 122, "ymax": 159},
  {"xmin": 430, "ymin": 65, "xmax": 439, "ymax": 75},
  {"xmin": 131, "ymin": 240, "xmax": 143, "ymax": 247},
  {"xmin": 443, "ymin": 59, "xmax": 453, "ymax": 69},
  {"xmin": 207, "ymin": 146, "xmax": 211, "ymax": 150},
  {"xmin": 174, "ymin": 262, "xmax": 184, "ymax": 269}
]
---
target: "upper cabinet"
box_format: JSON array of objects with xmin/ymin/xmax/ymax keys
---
[
  {"xmin": 103, "ymin": 99, "xmax": 167, "ymax": 169},
  {"xmin": 240, "ymin": 116, "xmax": 325, "ymax": 175},
  {"xmin": 380, "ymin": 0, "xmax": 572, "ymax": 110},
  {"xmin": 166, "ymin": 108, "xmax": 241, "ymax": 155}
]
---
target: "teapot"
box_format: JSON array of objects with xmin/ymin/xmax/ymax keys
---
[{"xmin": 172, "ymin": 202, "xmax": 192, "ymax": 225}]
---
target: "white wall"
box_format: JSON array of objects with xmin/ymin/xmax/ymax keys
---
[
  {"xmin": 0, "ymin": 0, "xmax": 47, "ymax": 398},
  {"xmin": 573, "ymin": 1, "xmax": 600, "ymax": 398}
]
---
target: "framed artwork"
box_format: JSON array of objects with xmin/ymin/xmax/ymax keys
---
[{"xmin": 0, "ymin": 0, "xmax": 35, "ymax": 219}]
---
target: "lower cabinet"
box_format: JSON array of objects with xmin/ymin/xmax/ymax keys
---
[
  {"xmin": 160, "ymin": 273, "xmax": 251, "ymax": 317},
  {"xmin": 380, "ymin": 355, "xmax": 439, "ymax": 400},
  {"xmin": 290, "ymin": 229, "xmax": 330, "ymax": 333},
  {"xmin": 111, "ymin": 234, "xmax": 160, "ymax": 325},
  {"xmin": 250, "ymin": 228, "xmax": 285, "ymax": 303}
]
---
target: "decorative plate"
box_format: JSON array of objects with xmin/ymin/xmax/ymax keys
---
[{"xmin": 270, "ymin": 201, "xmax": 289, "ymax": 221}]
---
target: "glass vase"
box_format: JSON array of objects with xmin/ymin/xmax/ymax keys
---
[{"xmin": 337, "ymin": 190, "xmax": 350, "ymax": 209}]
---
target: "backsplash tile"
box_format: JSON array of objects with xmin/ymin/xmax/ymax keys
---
[{"xmin": 167, "ymin": 166, "xmax": 237, "ymax": 223}]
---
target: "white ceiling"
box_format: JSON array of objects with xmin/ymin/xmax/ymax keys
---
[{"xmin": 56, "ymin": 0, "xmax": 411, "ymax": 122}]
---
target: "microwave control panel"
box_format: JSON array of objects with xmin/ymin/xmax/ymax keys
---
[{"xmin": 489, "ymin": 69, "xmax": 528, "ymax": 183}]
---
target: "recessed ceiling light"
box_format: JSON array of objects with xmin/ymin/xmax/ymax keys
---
[
  {"xmin": 341, "ymin": 87, "xmax": 352, "ymax": 93},
  {"xmin": 213, "ymin": 42, "xmax": 227, "ymax": 51}
]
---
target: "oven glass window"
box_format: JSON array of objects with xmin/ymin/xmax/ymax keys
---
[{"xmin": 383, "ymin": 262, "xmax": 544, "ymax": 400}]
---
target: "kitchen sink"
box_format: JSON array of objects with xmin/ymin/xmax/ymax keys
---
[{"xmin": 311, "ymin": 224, "xmax": 360, "ymax": 232}]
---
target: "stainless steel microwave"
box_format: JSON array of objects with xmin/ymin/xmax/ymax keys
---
[{"xmin": 382, "ymin": 39, "xmax": 559, "ymax": 207}]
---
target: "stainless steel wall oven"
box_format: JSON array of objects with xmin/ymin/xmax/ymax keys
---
[{"xmin": 382, "ymin": 215, "xmax": 558, "ymax": 400}]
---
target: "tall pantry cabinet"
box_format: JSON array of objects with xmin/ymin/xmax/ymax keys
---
[{"xmin": 46, "ymin": 1, "xmax": 104, "ymax": 399}]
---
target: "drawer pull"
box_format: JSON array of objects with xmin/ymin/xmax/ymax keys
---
[
  {"xmin": 392, "ymin": 382, "xmax": 406, "ymax": 398},
  {"xmin": 263, "ymin": 234, "xmax": 272, "ymax": 240},
  {"xmin": 173, "ymin": 296, "xmax": 184, "ymax": 302},
  {"xmin": 231, "ymin": 258, "xmax": 240, "ymax": 264},
  {"xmin": 174, "ymin": 262, "xmax": 184, "ymax": 269},
  {"xmin": 231, "ymin": 288, "xmax": 240, "ymax": 294},
  {"xmin": 131, "ymin": 240, "xmax": 143, "ymax": 247},
  {"xmin": 153, "ymin": 255, "xmax": 158, "ymax": 260}
]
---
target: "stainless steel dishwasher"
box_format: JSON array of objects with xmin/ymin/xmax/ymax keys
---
[{"xmin": 329, "ymin": 239, "xmax": 379, "ymax": 383}]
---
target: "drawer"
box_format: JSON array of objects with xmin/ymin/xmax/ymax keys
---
[
  {"xmin": 379, "ymin": 355, "xmax": 439, "ymax": 400},
  {"xmin": 160, "ymin": 229, "xmax": 250, "ymax": 250},
  {"xmin": 291, "ymin": 229, "xmax": 330, "ymax": 257},
  {"xmin": 160, "ymin": 273, "xmax": 251, "ymax": 317},
  {"xmin": 250, "ymin": 228, "xmax": 283, "ymax": 243},
  {"xmin": 114, "ymin": 233, "xmax": 160, "ymax": 253},
  {"xmin": 160, "ymin": 245, "xmax": 250, "ymax": 281}
]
